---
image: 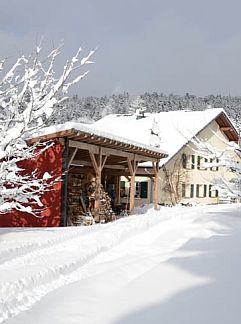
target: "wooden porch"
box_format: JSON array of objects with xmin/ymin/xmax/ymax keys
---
[{"xmin": 30, "ymin": 125, "xmax": 167, "ymax": 225}]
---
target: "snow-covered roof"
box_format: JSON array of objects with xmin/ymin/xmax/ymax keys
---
[
  {"xmin": 29, "ymin": 121, "xmax": 167, "ymax": 159},
  {"xmin": 92, "ymin": 108, "xmax": 237, "ymax": 165}
]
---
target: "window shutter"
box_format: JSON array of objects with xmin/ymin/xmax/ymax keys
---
[
  {"xmin": 197, "ymin": 156, "xmax": 201, "ymax": 169},
  {"xmin": 191, "ymin": 155, "xmax": 195, "ymax": 169},
  {"xmin": 182, "ymin": 154, "xmax": 187, "ymax": 168},
  {"xmin": 210, "ymin": 158, "xmax": 214, "ymax": 171},
  {"xmin": 190, "ymin": 184, "xmax": 194, "ymax": 198},
  {"xmin": 203, "ymin": 184, "xmax": 207, "ymax": 197},
  {"xmin": 199, "ymin": 157, "xmax": 206, "ymax": 170},
  {"xmin": 203, "ymin": 158, "xmax": 208, "ymax": 170},
  {"xmin": 209, "ymin": 185, "xmax": 212, "ymax": 197},
  {"xmin": 196, "ymin": 184, "xmax": 200, "ymax": 197}
]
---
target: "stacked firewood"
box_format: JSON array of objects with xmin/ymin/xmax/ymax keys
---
[
  {"xmin": 67, "ymin": 211, "xmax": 95, "ymax": 226},
  {"xmin": 85, "ymin": 176, "xmax": 116, "ymax": 223},
  {"xmin": 99, "ymin": 187, "xmax": 116, "ymax": 223},
  {"xmin": 68, "ymin": 173, "xmax": 115, "ymax": 225},
  {"xmin": 67, "ymin": 174, "xmax": 95, "ymax": 226},
  {"xmin": 85, "ymin": 177, "xmax": 96, "ymax": 215}
]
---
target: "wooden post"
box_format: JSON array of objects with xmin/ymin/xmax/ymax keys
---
[
  {"xmin": 127, "ymin": 156, "xmax": 138, "ymax": 214},
  {"xmin": 115, "ymin": 175, "xmax": 121, "ymax": 205},
  {"xmin": 129, "ymin": 175, "xmax": 135, "ymax": 214},
  {"xmin": 89, "ymin": 147, "xmax": 108, "ymax": 222},
  {"xmin": 95, "ymin": 169, "xmax": 101, "ymax": 220},
  {"xmin": 60, "ymin": 137, "xmax": 69, "ymax": 227},
  {"xmin": 152, "ymin": 161, "xmax": 159, "ymax": 210}
]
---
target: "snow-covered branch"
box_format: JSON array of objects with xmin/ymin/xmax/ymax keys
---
[
  {"xmin": 0, "ymin": 44, "xmax": 94, "ymax": 215},
  {"xmin": 191, "ymin": 131, "xmax": 241, "ymax": 199}
]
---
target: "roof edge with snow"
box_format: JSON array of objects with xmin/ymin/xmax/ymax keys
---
[{"xmin": 28, "ymin": 122, "xmax": 168, "ymax": 160}]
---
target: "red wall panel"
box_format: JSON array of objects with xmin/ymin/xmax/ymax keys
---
[{"xmin": 0, "ymin": 142, "xmax": 63, "ymax": 227}]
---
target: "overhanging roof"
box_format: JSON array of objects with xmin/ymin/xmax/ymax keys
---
[
  {"xmin": 28, "ymin": 123, "xmax": 168, "ymax": 174},
  {"xmin": 215, "ymin": 112, "xmax": 239, "ymax": 142},
  {"xmin": 29, "ymin": 125, "xmax": 167, "ymax": 160}
]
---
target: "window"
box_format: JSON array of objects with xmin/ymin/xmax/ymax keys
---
[
  {"xmin": 182, "ymin": 154, "xmax": 195, "ymax": 169},
  {"xmin": 120, "ymin": 181, "xmax": 125, "ymax": 189},
  {"xmin": 182, "ymin": 184, "xmax": 196, "ymax": 198},
  {"xmin": 210, "ymin": 158, "xmax": 219, "ymax": 171},
  {"xmin": 209, "ymin": 185, "xmax": 218, "ymax": 198},
  {"xmin": 196, "ymin": 184, "xmax": 207, "ymax": 198},
  {"xmin": 198, "ymin": 157, "xmax": 207, "ymax": 170},
  {"xmin": 120, "ymin": 181, "xmax": 126, "ymax": 198},
  {"xmin": 135, "ymin": 181, "xmax": 148, "ymax": 198}
]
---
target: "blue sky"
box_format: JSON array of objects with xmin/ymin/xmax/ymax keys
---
[{"xmin": 1, "ymin": 0, "xmax": 241, "ymax": 97}]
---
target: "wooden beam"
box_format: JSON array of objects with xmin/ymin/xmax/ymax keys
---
[
  {"xmin": 68, "ymin": 139, "xmax": 162, "ymax": 162},
  {"xmin": 69, "ymin": 139, "xmax": 99, "ymax": 154},
  {"xmin": 89, "ymin": 152, "xmax": 98, "ymax": 173},
  {"xmin": 68, "ymin": 148, "xmax": 78, "ymax": 168},
  {"xmin": 101, "ymin": 155, "xmax": 108, "ymax": 169},
  {"xmin": 70, "ymin": 159, "xmax": 127, "ymax": 170},
  {"xmin": 28, "ymin": 129, "xmax": 76, "ymax": 145},
  {"xmin": 127, "ymin": 157, "xmax": 139, "ymax": 175},
  {"xmin": 220, "ymin": 126, "xmax": 231, "ymax": 131},
  {"xmin": 127, "ymin": 158, "xmax": 134, "ymax": 176}
]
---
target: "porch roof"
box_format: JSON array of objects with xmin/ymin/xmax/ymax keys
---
[{"xmin": 28, "ymin": 122, "xmax": 168, "ymax": 173}]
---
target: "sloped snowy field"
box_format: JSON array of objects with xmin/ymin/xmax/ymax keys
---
[{"xmin": 1, "ymin": 204, "xmax": 241, "ymax": 324}]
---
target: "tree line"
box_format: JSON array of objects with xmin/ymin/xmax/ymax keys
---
[{"xmin": 51, "ymin": 92, "xmax": 241, "ymax": 132}]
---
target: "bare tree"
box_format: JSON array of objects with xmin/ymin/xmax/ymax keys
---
[{"xmin": 162, "ymin": 158, "xmax": 189, "ymax": 205}]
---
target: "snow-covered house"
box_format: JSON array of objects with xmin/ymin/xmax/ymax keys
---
[{"xmin": 93, "ymin": 108, "xmax": 240, "ymax": 206}]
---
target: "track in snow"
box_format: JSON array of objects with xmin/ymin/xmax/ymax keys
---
[{"xmin": 0, "ymin": 205, "xmax": 223, "ymax": 323}]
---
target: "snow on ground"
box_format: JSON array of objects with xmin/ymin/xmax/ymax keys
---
[{"xmin": 1, "ymin": 203, "xmax": 241, "ymax": 323}]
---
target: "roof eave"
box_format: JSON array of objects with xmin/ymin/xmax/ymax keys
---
[{"xmin": 27, "ymin": 128, "xmax": 168, "ymax": 160}]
